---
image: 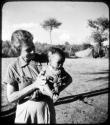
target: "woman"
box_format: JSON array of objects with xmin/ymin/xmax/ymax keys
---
[{"xmin": 4, "ymin": 29, "xmax": 55, "ymax": 123}]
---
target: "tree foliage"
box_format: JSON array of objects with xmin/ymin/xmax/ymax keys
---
[
  {"xmin": 2, "ymin": 41, "xmax": 20, "ymax": 57},
  {"xmin": 41, "ymin": 18, "xmax": 62, "ymax": 30},
  {"xmin": 88, "ymin": 17, "xmax": 109, "ymax": 32},
  {"xmin": 88, "ymin": 17, "xmax": 109, "ymax": 57},
  {"xmin": 2, "ymin": 40, "xmax": 108, "ymax": 58},
  {"xmin": 91, "ymin": 31, "xmax": 107, "ymax": 44},
  {"xmin": 41, "ymin": 18, "xmax": 62, "ymax": 44},
  {"xmin": 88, "ymin": 17, "xmax": 109, "ymax": 44}
]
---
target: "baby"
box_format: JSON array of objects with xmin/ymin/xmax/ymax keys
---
[{"xmin": 36, "ymin": 47, "xmax": 66, "ymax": 102}]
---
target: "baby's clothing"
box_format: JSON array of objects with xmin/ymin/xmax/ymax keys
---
[{"xmin": 39, "ymin": 65, "xmax": 68, "ymax": 102}]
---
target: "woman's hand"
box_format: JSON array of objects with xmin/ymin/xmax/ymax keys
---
[{"xmin": 33, "ymin": 75, "xmax": 47, "ymax": 89}]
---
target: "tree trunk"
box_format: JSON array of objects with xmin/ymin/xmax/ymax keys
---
[{"xmin": 50, "ymin": 29, "xmax": 52, "ymax": 44}]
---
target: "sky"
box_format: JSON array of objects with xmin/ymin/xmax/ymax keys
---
[{"xmin": 2, "ymin": 1, "xmax": 109, "ymax": 45}]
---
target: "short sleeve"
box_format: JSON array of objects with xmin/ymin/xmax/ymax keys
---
[{"xmin": 3, "ymin": 63, "xmax": 16, "ymax": 85}]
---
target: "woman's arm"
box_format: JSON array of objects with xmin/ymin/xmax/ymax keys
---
[
  {"xmin": 7, "ymin": 82, "xmax": 36, "ymax": 103},
  {"xmin": 7, "ymin": 75, "xmax": 46, "ymax": 103}
]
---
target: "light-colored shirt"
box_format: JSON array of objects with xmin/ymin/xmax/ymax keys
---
[{"xmin": 4, "ymin": 56, "xmax": 42, "ymax": 90}]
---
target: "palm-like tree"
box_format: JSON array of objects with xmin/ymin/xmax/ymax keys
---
[
  {"xmin": 41, "ymin": 18, "xmax": 62, "ymax": 44},
  {"xmin": 88, "ymin": 17, "xmax": 109, "ymax": 57}
]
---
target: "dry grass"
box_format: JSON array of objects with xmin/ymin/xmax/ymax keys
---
[{"xmin": 1, "ymin": 57, "xmax": 109, "ymax": 124}]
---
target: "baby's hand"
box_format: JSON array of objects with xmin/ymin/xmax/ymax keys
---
[
  {"xmin": 33, "ymin": 75, "xmax": 46, "ymax": 89},
  {"xmin": 52, "ymin": 94, "xmax": 59, "ymax": 103}
]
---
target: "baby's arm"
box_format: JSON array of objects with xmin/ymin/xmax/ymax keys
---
[
  {"xmin": 42, "ymin": 83, "xmax": 53, "ymax": 99},
  {"xmin": 35, "ymin": 69, "xmax": 54, "ymax": 99},
  {"xmin": 58, "ymin": 69, "xmax": 72, "ymax": 93}
]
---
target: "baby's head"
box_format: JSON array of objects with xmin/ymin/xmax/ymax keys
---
[{"xmin": 47, "ymin": 47, "xmax": 65, "ymax": 71}]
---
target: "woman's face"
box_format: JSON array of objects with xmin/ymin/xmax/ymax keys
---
[{"xmin": 21, "ymin": 42, "xmax": 35, "ymax": 62}]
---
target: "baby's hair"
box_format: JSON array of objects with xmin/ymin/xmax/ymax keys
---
[
  {"xmin": 48, "ymin": 47, "xmax": 65, "ymax": 63},
  {"xmin": 11, "ymin": 29, "xmax": 33, "ymax": 48}
]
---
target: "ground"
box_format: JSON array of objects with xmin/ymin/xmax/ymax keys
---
[{"xmin": 1, "ymin": 57, "xmax": 109, "ymax": 124}]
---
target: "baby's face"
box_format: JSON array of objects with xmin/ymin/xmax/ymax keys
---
[{"xmin": 49, "ymin": 53, "xmax": 63, "ymax": 71}]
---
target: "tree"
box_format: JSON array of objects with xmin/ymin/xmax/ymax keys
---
[
  {"xmin": 88, "ymin": 17, "xmax": 109, "ymax": 57},
  {"xmin": 64, "ymin": 41, "xmax": 70, "ymax": 46},
  {"xmin": 41, "ymin": 18, "xmax": 62, "ymax": 44},
  {"xmin": 88, "ymin": 17, "xmax": 109, "ymax": 32}
]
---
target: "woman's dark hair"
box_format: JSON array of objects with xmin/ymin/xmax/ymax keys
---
[{"xmin": 11, "ymin": 29, "xmax": 33, "ymax": 49}]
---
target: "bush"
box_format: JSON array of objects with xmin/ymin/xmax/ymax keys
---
[
  {"xmin": 92, "ymin": 44, "xmax": 108, "ymax": 58},
  {"xmin": 2, "ymin": 41, "xmax": 12, "ymax": 57},
  {"xmin": 2, "ymin": 41, "xmax": 20, "ymax": 57},
  {"xmin": 3, "ymin": 40, "xmax": 108, "ymax": 58},
  {"xmin": 34, "ymin": 42, "xmax": 52, "ymax": 54}
]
